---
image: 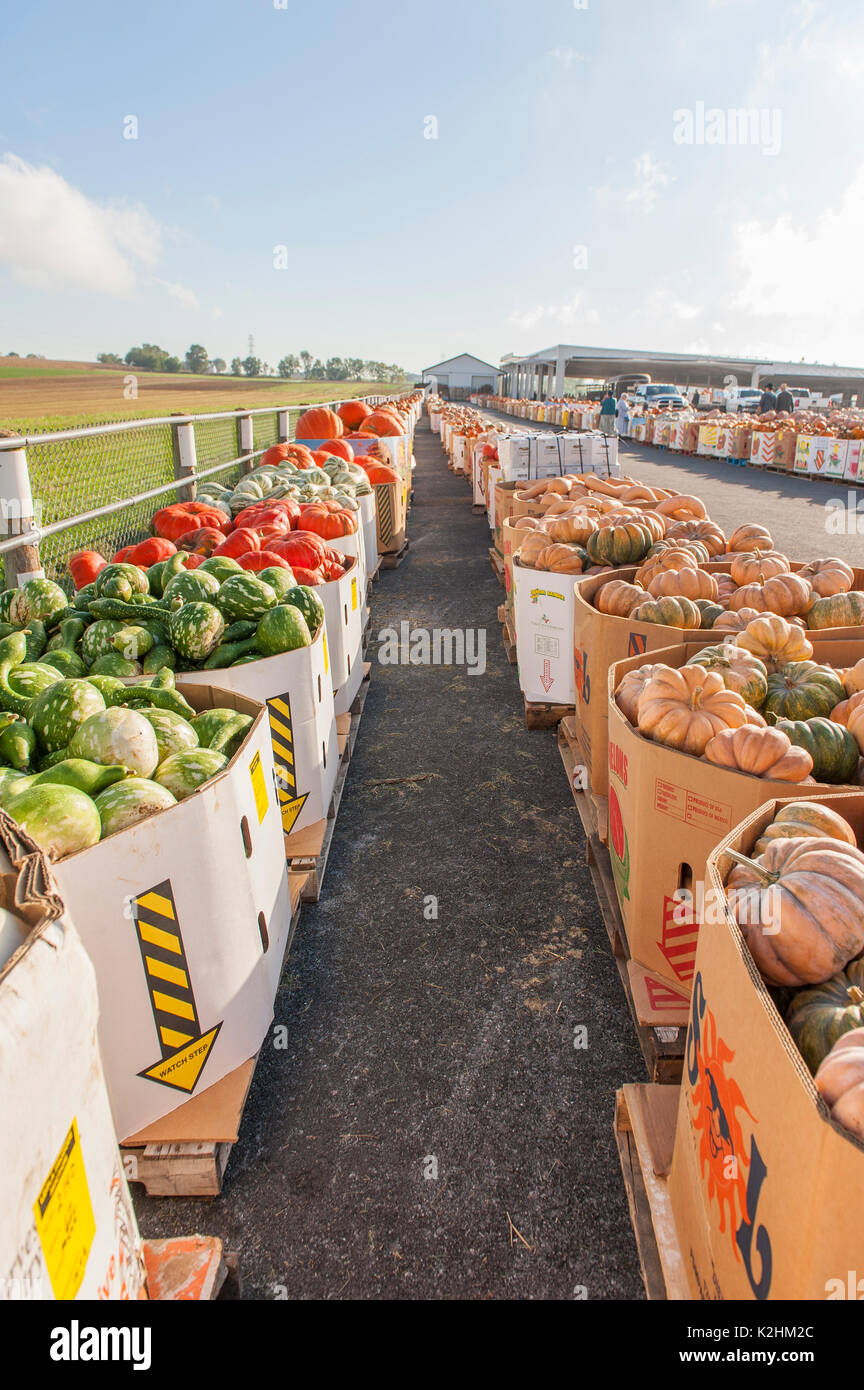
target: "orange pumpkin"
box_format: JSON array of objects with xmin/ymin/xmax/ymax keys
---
[
  {"xmin": 727, "ymin": 523, "xmax": 774, "ymax": 553},
  {"xmin": 337, "ymin": 399, "xmax": 372, "ymax": 429},
  {"xmin": 295, "ymin": 407, "xmax": 344, "ymax": 440},
  {"xmin": 636, "ymin": 665, "xmax": 749, "ymax": 754},
  {"xmin": 665, "ymin": 519, "xmax": 727, "ymax": 556},
  {"xmin": 797, "ymin": 557, "xmax": 855, "ymax": 598},
  {"xmin": 647, "ymin": 567, "xmax": 718, "ymax": 602},
  {"xmin": 362, "ymin": 410, "xmax": 405, "ymax": 437},
  {"xmin": 703, "ymin": 725, "xmax": 813, "ymax": 781},
  {"xmin": 595, "ymin": 580, "xmax": 645, "ymax": 617},
  {"xmin": 736, "ymin": 614, "xmax": 814, "ymax": 670},
  {"xmin": 815, "ymin": 1030, "xmax": 864, "ymax": 1140},
  {"xmin": 546, "ymin": 514, "xmax": 598, "ymax": 545},
  {"xmin": 729, "ymin": 550, "xmax": 790, "ymax": 587},
  {"xmin": 614, "ymin": 663, "xmax": 668, "ymax": 724},
  {"xmin": 712, "ymin": 606, "xmax": 763, "ymax": 633},
  {"xmin": 535, "ymin": 543, "xmax": 587, "ymax": 574}
]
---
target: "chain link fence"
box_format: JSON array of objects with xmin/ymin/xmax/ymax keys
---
[{"xmin": 0, "ymin": 394, "xmax": 404, "ymax": 591}]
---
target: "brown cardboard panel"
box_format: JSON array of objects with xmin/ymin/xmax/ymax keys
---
[
  {"xmin": 607, "ymin": 636, "xmax": 864, "ymax": 993},
  {"xmin": 626, "ymin": 959, "xmax": 689, "ymax": 1027},
  {"xmin": 123, "ymin": 1056, "xmax": 257, "ymax": 1145},
  {"xmin": 669, "ymin": 792, "xmax": 864, "ymax": 1300}
]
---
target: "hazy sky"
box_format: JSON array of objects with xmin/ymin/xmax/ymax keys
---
[{"xmin": 1, "ymin": 0, "xmax": 862, "ymax": 373}]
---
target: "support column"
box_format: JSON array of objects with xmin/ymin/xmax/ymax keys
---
[{"xmin": 554, "ymin": 349, "xmax": 566, "ymax": 395}]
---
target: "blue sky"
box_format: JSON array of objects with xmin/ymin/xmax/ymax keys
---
[{"xmin": 1, "ymin": 0, "xmax": 863, "ymax": 373}]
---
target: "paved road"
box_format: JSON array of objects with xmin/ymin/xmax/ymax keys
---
[
  {"xmin": 133, "ymin": 418, "xmax": 646, "ymax": 1300},
  {"xmin": 476, "ymin": 406, "xmax": 863, "ymax": 563}
]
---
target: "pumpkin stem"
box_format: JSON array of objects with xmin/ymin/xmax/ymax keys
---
[
  {"xmin": 849, "ymin": 986, "xmax": 864, "ymax": 1006},
  {"xmin": 722, "ymin": 847, "xmax": 781, "ymax": 886}
]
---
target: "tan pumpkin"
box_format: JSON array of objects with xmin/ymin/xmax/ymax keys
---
[
  {"xmin": 797, "ymin": 557, "xmax": 855, "ymax": 598},
  {"xmin": 647, "ymin": 567, "xmax": 718, "ymax": 601},
  {"xmin": 653, "ymin": 494, "xmax": 708, "ymax": 522},
  {"xmin": 736, "ymin": 614, "xmax": 814, "ymax": 671},
  {"xmin": 742, "ymin": 704, "xmax": 768, "ymax": 726},
  {"xmin": 729, "ymin": 582, "xmax": 770, "ymax": 613},
  {"xmin": 729, "ymin": 550, "xmax": 790, "ymax": 586},
  {"xmin": 830, "ymin": 690, "xmax": 864, "ymax": 726},
  {"xmin": 614, "ymin": 663, "xmax": 667, "ymax": 724},
  {"xmin": 665, "ymin": 519, "xmax": 727, "ymax": 557},
  {"xmin": 843, "ymin": 659, "xmax": 864, "ymax": 697},
  {"xmin": 636, "ymin": 665, "xmax": 750, "ymax": 754},
  {"xmin": 703, "ymin": 725, "xmax": 813, "ymax": 782},
  {"xmin": 546, "ymin": 514, "xmax": 598, "ymax": 544},
  {"xmin": 758, "ymin": 573, "xmax": 813, "ymax": 617},
  {"xmin": 712, "ymin": 606, "xmax": 764, "ymax": 633},
  {"xmin": 517, "ymin": 533, "xmax": 550, "ymax": 568},
  {"xmin": 618, "ymin": 485, "xmax": 657, "ymax": 504},
  {"xmin": 685, "ymin": 642, "xmax": 769, "ymax": 704},
  {"xmin": 595, "ymin": 580, "xmax": 645, "ymax": 617},
  {"xmin": 727, "ymin": 523, "xmax": 774, "ymax": 553},
  {"xmin": 815, "ymin": 1030, "xmax": 864, "ymax": 1140},
  {"xmin": 636, "ymin": 548, "xmax": 700, "ymax": 586},
  {"xmin": 713, "ymin": 572, "xmax": 737, "ymax": 602},
  {"xmin": 534, "ymin": 543, "xmax": 586, "ymax": 574},
  {"xmin": 637, "ymin": 511, "xmax": 667, "ymax": 542},
  {"xmin": 723, "ymin": 837, "xmax": 864, "ymax": 986},
  {"xmin": 752, "ymin": 800, "xmax": 858, "ymax": 856}
]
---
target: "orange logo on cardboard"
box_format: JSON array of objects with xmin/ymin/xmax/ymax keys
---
[{"xmin": 686, "ymin": 971, "xmax": 772, "ymax": 1298}]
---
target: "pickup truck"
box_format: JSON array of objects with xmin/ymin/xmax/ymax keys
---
[{"xmin": 723, "ymin": 387, "xmax": 763, "ymax": 414}]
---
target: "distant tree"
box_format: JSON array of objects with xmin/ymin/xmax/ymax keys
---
[
  {"xmin": 5, "ymin": 352, "xmax": 18, "ymax": 358},
  {"xmin": 299, "ymin": 350, "xmax": 312, "ymax": 378},
  {"xmin": 243, "ymin": 355, "xmax": 262, "ymax": 377},
  {"xmin": 125, "ymin": 343, "xmax": 171, "ymax": 372},
  {"xmin": 325, "ymin": 357, "xmax": 349, "ymax": 380},
  {"xmin": 310, "ymin": 358, "xmax": 325, "ymax": 379},
  {"xmin": 345, "ymin": 357, "xmax": 365, "ymax": 380},
  {"xmin": 230, "ymin": 357, "xmax": 243, "ymax": 376},
  {"xmin": 185, "ymin": 344, "xmax": 209, "ymax": 374},
  {"xmin": 97, "ymin": 352, "xmax": 123, "ymax": 365},
  {"xmin": 163, "ymin": 357, "xmax": 182, "ymax": 373},
  {"xmin": 26, "ymin": 352, "xmax": 46, "ymax": 360},
  {"xmin": 278, "ymin": 354, "xmax": 299, "ymax": 378},
  {"xmin": 211, "ymin": 357, "xmax": 227, "ymax": 374}
]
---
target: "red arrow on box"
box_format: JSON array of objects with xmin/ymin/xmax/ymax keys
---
[{"xmin": 540, "ymin": 659, "xmax": 554, "ymax": 694}]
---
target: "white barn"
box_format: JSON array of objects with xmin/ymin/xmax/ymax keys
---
[{"xmin": 421, "ymin": 353, "xmax": 498, "ymax": 400}]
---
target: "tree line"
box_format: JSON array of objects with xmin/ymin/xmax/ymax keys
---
[{"xmin": 96, "ymin": 344, "xmax": 410, "ymax": 383}]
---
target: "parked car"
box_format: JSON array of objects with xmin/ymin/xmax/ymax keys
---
[
  {"xmin": 723, "ymin": 387, "xmax": 763, "ymax": 415},
  {"xmin": 632, "ymin": 383, "xmax": 688, "ymax": 411}
]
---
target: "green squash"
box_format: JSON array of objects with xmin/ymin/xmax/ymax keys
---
[
  {"xmin": 770, "ymin": 717, "xmax": 859, "ymax": 783},
  {"xmin": 80, "ymin": 619, "xmax": 126, "ymax": 667},
  {"xmin": 94, "ymin": 562, "xmax": 149, "ymax": 602},
  {"xmin": 199, "ymin": 556, "xmax": 244, "ymax": 584},
  {"xmin": 764, "ymin": 661, "xmax": 846, "ymax": 721},
  {"xmin": 586, "ymin": 522, "xmax": 654, "ymax": 568},
  {"xmin": 255, "ymin": 605, "xmax": 312, "ymax": 656},
  {"xmin": 6, "ymin": 662, "xmax": 62, "ymax": 699},
  {"xmin": 786, "ymin": 960, "xmax": 864, "ymax": 1073},
  {"xmin": 139, "ymin": 708, "xmax": 199, "ymax": 763},
  {"xmin": 257, "ymin": 566, "xmax": 297, "ymax": 598},
  {"xmin": 2, "ymin": 782, "xmax": 101, "ymax": 858},
  {"xmin": 155, "ymin": 748, "xmax": 227, "ymax": 800},
  {"xmin": 29, "ymin": 679, "xmax": 106, "ymax": 752},
  {"xmin": 629, "ymin": 595, "xmax": 702, "ymax": 630},
  {"xmin": 163, "ymin": 569, "xmax": 221, "ymax": 604},
  {"xmin": 168, "ymin": 602, "xmax": 225, "ymax": 662},
  {"xmin": 694, "ymin": 599, "xmax": 725, "ymax": 630},
  {"xmin": 281, "ymin": 585, "xmax": 325, "ymax": 636},
  {"xmin": 94, "ymin": 778, "xmax": 176, "ymax": 838},
  {"xmin": 686, "ymin": 644, "xmax": 768, "ymax": 707},
  {"xmin": 9, "ymin": 578, "xmax": 69, "ymax": 627},
  {"xmin": 217, "ymin": 573, "xmax": 277, "ymax": 621}
]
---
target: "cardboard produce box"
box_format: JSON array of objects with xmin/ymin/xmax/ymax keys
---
[
  {"xmin": 512, "ymin": 559, "xmax": 592, "ymax": 705},
  {"xmin": 359, "ymin": 492, "xmax": 378, "ymax": 576},
  {"xmin": 182, "ymin": 617, "xmax": 338, "ymax": 836},
  {"xmin": 51, "ymin": 682, "xmax": 293, "ymax": 1139},
  {"xmin": 571, "ymin": 570, "xmax": 709, "ymax": 800},
  {"xmin": 501, "ymin": 517, "xmax": 538, "ymax": 621},
  {"xmin": 607, "ymin": 637, "xmax": 864, "ymax": 994},
  {"xmin": 0, "ymin": 818, "xmax": 146, "ymax": 1300},
  {"xmin": 373, "ymin": 479, "xmax": 408, "ymax": 554},
  {"xmin": 669, "ymin": 792, "xmax": 864, "ymax": 1300}
]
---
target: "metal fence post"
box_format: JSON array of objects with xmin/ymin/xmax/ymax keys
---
[
  {"xmin": 277, "ymin": 410, "xmax": 290, "ymax": 444},
  {"xmin": 0, "ymin": 437, "xmax": 42, "ymax": 586},
  {"xmin": 170, "ymin": 415, "xmax": 197, "ymax": 501},
  {"xmin": 236, "ymin": 410, "xmax": 254, "ymax": 476}
]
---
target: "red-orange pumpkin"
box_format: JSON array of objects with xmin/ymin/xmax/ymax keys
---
[
  {"xmin": 362, "ymin": 409, "xmax": 405, "ymax": 437},
  {"xmin": 295, "ymin": 407, "xmax": 344, "ymax": 440},
  {"xmin": 337, "ymin": 399, "xmax": 372, "ymax": 429}
]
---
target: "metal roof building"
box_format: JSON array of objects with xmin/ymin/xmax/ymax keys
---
[{"xmin": 421, "ymin": 353, "xmax": 498, "ymax": 399}]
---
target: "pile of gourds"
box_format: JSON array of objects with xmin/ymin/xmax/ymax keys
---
[
  {"xmin": 614, "ymin": 611, "xmax": 864, "ymax": 787},
  {"xmin": 719, "ymin": 800, "xmax": 864, "ymax": 1143}
]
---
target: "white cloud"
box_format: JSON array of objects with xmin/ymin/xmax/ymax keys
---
[
  {"xmin": 0, "ymin": 154, "xmax": 161, "ymax": 295},
  {"xmin": 508, "ymin": 292, "xmax": 591, "ymax": 332},
  {"xmin": 211, "ymin": 305, "xmax": 224, "ymax": 320},
  {"xmin": 625, "ymin": 153, "xmax": 672, "ymax": 213},
  {"xmin": 548, "ymin": 47, "xmax": 584, "ymax": 69},
  {"xmin": 156, "ymin": 278, "xmax": 200, "ymax": 311},
  {"xmin": 733, "ymin": 161, "xmax": 864, "ymax": 322}
]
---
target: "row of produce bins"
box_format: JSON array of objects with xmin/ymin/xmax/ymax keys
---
[
  {"xmin": 0, "ymin": 392, "xmax": 422, "ymax": 1300},
  {"xmin": 431, "ymin": 389, "xmax": 864, "ymax": 1301}
]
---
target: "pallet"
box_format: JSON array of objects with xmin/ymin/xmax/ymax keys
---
[
  {"xmin": 471, "ymin": 503, "xmax": 486, "ymax": 516},
  {"xmin": 489, "ymin": 547, "xmax": 505, "ymax": 587},
  {"xmin": 614, "ymin": 1085, "xmax": 689, "ymax": 1300},
  {"xmin": 524, "ymin": 696, "xmax": 573, "ymax": 731},
  {"xmin": 285, "ymin": 663, "xmax": 370, "ymax": 902},
  {"xmin": 143, "ymin": 1236, "xmax": 242, "ymax": 1300},
  {"xmin": 557, "ymin": 718, "xmax": 608, "ymax": 840},
  {"xmin": 496, "ymin": 604, "xmax": 516, "ymax": 664},
  {"xmin": 120, "ymin": 868, "xmax": 307, "ymax": 1198},
  {"xmin": 558, "ymin": 727, "xmax": 687, "ymax": 1083},
  {"xmin": 381, "ymin": 539, "xmax": 410, "ymax": 569}
]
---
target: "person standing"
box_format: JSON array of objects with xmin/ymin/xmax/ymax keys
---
[
  {"xmin": 600, "ymin": 389, "xmax": 616, "ymax": 435},
  {"xmin": 616, "ymin": 393, "xmax": 631, "ymax": 437},
  {"xmin": 759, "ymin": 382, "xmax": 777, "ymax": 413},
  {"xmin": 776, "ymin": 382, "xmax": 795, "ymax": 413}
]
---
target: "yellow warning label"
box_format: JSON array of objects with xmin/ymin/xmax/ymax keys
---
[
  {"xmin": 351, "ymin": 577, "xmax": 358, "ymax": 612},
  {"xmin": 134, "ymin": 880, "xmax": 221, "ymax": 1094},
  {"xmin": 267, "ymin": 691, "xmax": 308, "ymax": 835},
  {"xmin": 249, "ymin": 749, "xmax": 269, "ymax": 824},
  {"xmin": 34, "ymin": 1119, "xmax": 96, "ymax": 1300},
  {"xmin": 322, "ymin": 628, "xmax": 329, "ymax": 674}
]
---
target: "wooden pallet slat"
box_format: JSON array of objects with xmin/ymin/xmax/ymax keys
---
[
  {"xmin": 524, "ymin": 696, "xmax": 573, "ymax": 731},
  {"xmin": 381, "ymin": 539, "xmax": 410, "ymax": 569},
  {"xmin": 614, "ymin": 1085, "xmax": 689, "ymax": 1300},
  {"xmin": 489, "ymin": 547, "xmax": 505, "ymax": 587}
]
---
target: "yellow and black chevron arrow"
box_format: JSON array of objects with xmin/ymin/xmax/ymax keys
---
[
  {"xmin": 133, "ymin": 881, "xmax": 221, "ymax": 1094},
  {"xmin": 267, "ymin": 691, "xmax": 308, "ymax": 834},
  {"xmin": 375, "ymin": 483, "xmax": 393, "ymax": 545}
]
